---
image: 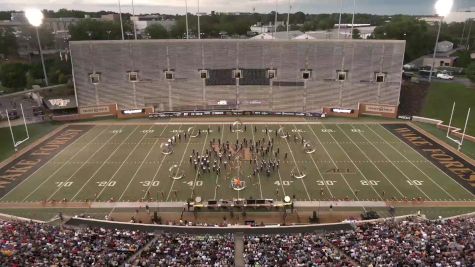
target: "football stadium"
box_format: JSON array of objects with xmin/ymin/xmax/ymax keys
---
[{"xmin": 0, "ymin": 1, "xmax": 474, "ymax": 266}]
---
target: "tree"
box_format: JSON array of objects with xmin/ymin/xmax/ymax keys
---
[
  {"xmin": 69, "ymin": 19, "xmax": 132, "ymax": 40},
  {"xmin": 0, "ymin": 28, "xmax": 17, "ymax": 56},
  {"xmin": 454, "ymin": 51, "xmax": 472, "ymax": 68},
  {"xmin": 21, "ymin": 27, "xmax": 55, "ymax": 50},
  {"xmin": 0, "ymin": 63, "xmax": 29, "ymax": 89},
  {"xmin": 466, "ymin": 62, "xmax": 475, "ymax": 83},
  {"xmin": 292, "ymin": 12, "xmax": 306, "ymax": 24},
  {"xmin": 373, "ymin": 16, "xmax": 435, "ymax": 62},
  {"xmin": 145, "ymin": 24, "xmax": 168, "ymax": 39},
  {"xmin": 352, "ymin": 28, "xmax": 362, "ymax": 39}
]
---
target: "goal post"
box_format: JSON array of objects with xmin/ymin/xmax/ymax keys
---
[
  {"xmin": 6, "ymin": 103, "xmax": 30, "ymax": 152},
  {"xmin": 446, "ymin": 102, "xmax": 471, "ymax": 151}
]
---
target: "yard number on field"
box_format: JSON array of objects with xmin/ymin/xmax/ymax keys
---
[
  {"xmin": 141, "ymin": 130, "xmax": 155, "ymax": 134},
  {"xmin": 316, "ymin": 180, "xmax": 337, "ymax": 186},
  {"xmin": 184, "ymin": 180, "xmax": 203, "ymax": 187},
  {"xmin": 140, "ymin": 181, "xmax": 160, "ymax": 187},
  {"xmin": 406, "ymin": 180, "xmax": 424, "ymax": 186},
  {"xmin": 321, "ymin": 129, "xmax": 335, "ymax": 133},
  {"xmin": 361, "ymin": 180, "xmax": 380, "ymax": 186},
  {"xmin": 97, "ymin": 181, "xmax": 116, "ymax": 187},
  {"xmin": 274, "ymin": 180, "xmax": 293, "ymax": 186},
  {"xmin": 56, "ymin": 181, "xmax": 73, "ymax": 187},
  {"xmin": 351, "ymin": 129, "xmax": 363, "ymax": 133},
  {"xmin": 112, "ymin": 130, "xmax": 122, "ymax": 134}
]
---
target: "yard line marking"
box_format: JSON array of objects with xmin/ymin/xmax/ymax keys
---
[
  {"xmin": 337, "ymin": 125, "xmax": 405, "ymax": 199},
  {"xmin": 213, "ymin": 123, "xmax": 225, "ymax": 200},
  {"xmin": 190, "ymin": 124, "xmax": 210, "ymax": 199},
  {"xmin": 252, "ymin": 124, "xmax": 265, "ymax": 199},
  {"xmin": 279, "ymin": 124, "xmax": 311, "ymax": 201},
  {"xmin": 166, "ymin": 125, "xmax": 196, "ymax": 201},
  {"xmin": 116, "ymin": 124, "xmax": 168, "ymax": 202},
  {"xmin": 30, "ymin": 126, "xmax": 112, "ymax": 201},
  {"xmin": 371, "ymin": 125, "xmax": 457, "ymax": 201},
  {"xmin": 143, "ymin": 125, "xmax": 183, "ymax": 201},
  {"xmin": 291, "ymin": 124, "xmax": 334, "ymax": 199},
  {"xmin": 306, "ymin": 124, "xmax": 364, "ymax": 209},
  {"xmin": 320, "ymin": 124, "xmax": 383, "ymax": 201},
  {"xmin": 236, "ymin": 123, "xmax": 240, "ymax": 200},
  {"xmin": 349, "ymin": 124, "xmax": 431, "ymax": 200},
  {"xmin": 70, "ymin": 126, "xmax": 140, "ymax": 201},
  {"xmin": 0, "ymin": 126, "xmax": 105, "ymax": 202},
  {"xmin": 95, "ymin": 125, "xmax": 155, "ymax": 201},
  {"xmin": 263, "ymin": 125, "xmax": 285, "ymax": 196}
]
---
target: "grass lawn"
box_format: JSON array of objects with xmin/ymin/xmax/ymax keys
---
[
  {"xmin": 0, "ymin": 122, "xmax": 61, "ymax": 162},
  {"xmin": 421, "ymin": 82, "xmax": 475, "ymax": 136}
]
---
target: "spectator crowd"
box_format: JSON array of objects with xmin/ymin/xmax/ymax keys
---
[
  {"xmin": 327, "ymin": 217, "xmax": 475, "ymax": 266},
  {"xmin": 130, "ymin": 233, "xmax": 235, "ymax": 266},
  {"xmin": 0, "ymin": 220, "xmax": 153, "ymax": 266},
  {"xmin": 244, "ymin": 233, "xmax": 351, "ymax": 266},
  {"xmin": 0, "ymin": 216, "xmax": 474, "ymax": 266}
]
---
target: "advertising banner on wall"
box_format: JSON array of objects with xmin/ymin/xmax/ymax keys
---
[
  {"xmin": 79, "ymin": 105, "xmax": 111, "ymax": 114},
  {"xmin": 148, "ymin": 110, "xmax": 324, "ymax": 119}
]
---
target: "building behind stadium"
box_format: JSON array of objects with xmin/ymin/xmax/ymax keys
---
[{"xmin": 70, "ymin": 39, "xmax": 405, "ymax": 118}]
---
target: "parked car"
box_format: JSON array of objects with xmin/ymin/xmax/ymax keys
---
[{"xmin": 436, "ymin": 73, "xmax": 454, "ymax": 80}]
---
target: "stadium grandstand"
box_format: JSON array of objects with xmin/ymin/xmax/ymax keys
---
[
  {"xmin": 70, "ymin": 39, "xmax": 405, "ymax": 113},
  {"xmin": 0, "ymin": 214, "xmax": 473, "ymax": 266},
  {"xmin": 0, "ymin": 0, "xmax": 474, "ymax": 265}
]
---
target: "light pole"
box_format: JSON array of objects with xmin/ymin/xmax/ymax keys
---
[
  {"xmin": 286, "ymin": 0, "xmax": 291, "ymax": 39},
  {"xmin": 350, "ymin": 0, "xmax": 356, "ymax": 39},
  {"xmin": 337, "ymin": 0, "xmax": 343, "ymax": 39},
  {"xmin": 25, "ymin": 8, "xmax": 48, "ymax": 87},
  {"xmin": 429, "ymin": 0, "xmax": 453, "ymax": 82},
  {"xmin": 197, "ymin": 0, "xmax": 200, "ymax": 39},
  {"xmin": 118, "ymin": 0, "xmax": 125, "ymax": 40},
  {"xmin": 185, "ymin": 0, "xmax": 189, "ymax": 39},
  {"xmin": 274, "ymin": 0, "xmax": 278, "ymax": 37},
  {"xmin": 131, "ymin": 0, "xmax": 137, "ymax": 40}
]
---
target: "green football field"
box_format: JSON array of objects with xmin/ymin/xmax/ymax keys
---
[{"xmin": 1, "ymin": 122, "xmax": 474, "ymax": 207}]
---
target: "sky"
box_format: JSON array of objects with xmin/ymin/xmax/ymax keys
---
[{"xmin": 0, "ymin": 0, "xmax": 473, "ymax": 15}]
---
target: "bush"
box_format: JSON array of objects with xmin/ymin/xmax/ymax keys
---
[{"xmin": 0, "ymin": 63, "xmax": 29, "ymax": 89}]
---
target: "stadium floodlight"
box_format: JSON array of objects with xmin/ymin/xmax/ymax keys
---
[
  {"xmin": 25, "ymin": 8, "xmax": 48, "ymax": 86},
  {"xmin": 429, "ymin": 0, "xmax": 453, "ymax": 82},
  {"xmin": 25, "ymin": 8, "xmax": 43, "ymax": 27},
  {"xmin": 435, "ymin": 0, "xmax": 453, "ymax": 17}
]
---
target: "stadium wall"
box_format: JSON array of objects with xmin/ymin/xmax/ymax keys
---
[{"xmin": 70, "ymin": 39, "xmax": 405, "ymax": 115}]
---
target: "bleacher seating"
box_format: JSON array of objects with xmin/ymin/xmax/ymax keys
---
[
  {"xmin": 70, "ymin": 39, "xmax": 405, "ymax": 112},
  {"xmin": 0, "ymin": 216, "xmax": 474, "ymax": 266}
]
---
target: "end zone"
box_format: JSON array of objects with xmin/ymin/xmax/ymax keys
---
[
  {"xmin": 0, "ymin": 125, "xmax": 93, "ymax": 198},
  {"xmin": 383, "ymin": 124, "xmax": 475, "ymax": 194}
]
